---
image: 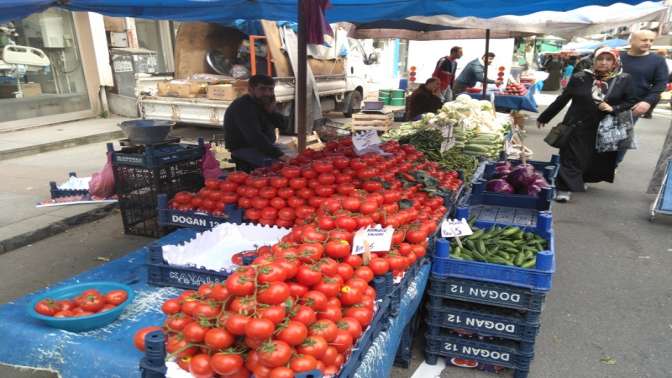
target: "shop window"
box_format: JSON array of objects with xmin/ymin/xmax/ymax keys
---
[
  {"xmin": 0, "ymin": 8, "xmax": 90, "ymax": 123},
  {"xmin": 135, "ymin": 19, "xmax": 167, "ymax": 72}
]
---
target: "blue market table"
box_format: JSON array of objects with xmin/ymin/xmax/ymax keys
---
[
  {"xmin": 0, "ymin": 228, "xmax": 430, "ymax": 378},
  {"xmin": 467, "ymin": 81, "xmax": 543, "ymax": 113}
]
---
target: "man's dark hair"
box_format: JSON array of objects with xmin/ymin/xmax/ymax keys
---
[
  {"xmin": 425, "ymin": 77, "xmax": 439, "ymax": 85},
  {"xmin": 483, "ymin": 52, "xmax": 496, "ymax": 59},
  {"xmin": 450, "ymin": 46, "xmax": 462, "ymax": 54},
  {"xmin": 249, "ymin": 74, "xmax": 275, "ymax": 87}
]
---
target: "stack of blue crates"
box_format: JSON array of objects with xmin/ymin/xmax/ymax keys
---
[{"xmin": 424, "ymin": 156, "xmax": 559, "ymax": 378}]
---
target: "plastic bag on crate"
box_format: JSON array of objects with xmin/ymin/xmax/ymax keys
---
[
  {"xmin": 88, "ymin": 153, "xmax": 115, "ymax": 198},
  {"xmin": 201, "ymin": 144, "xmax": 223, "ymax": 179}
]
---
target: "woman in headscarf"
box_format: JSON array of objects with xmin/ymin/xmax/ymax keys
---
[{"xmin": 537, "ymin": 48, "xmax": 638, "ymax": 202}]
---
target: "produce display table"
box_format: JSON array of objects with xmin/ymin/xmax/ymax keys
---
[
  {"xmin": 0, "ymin": 228, "xmax": 430, "ymax": 378},
  {"xmin": 467, "ymin": 81, "xmax": 542, "ymax": 113}
]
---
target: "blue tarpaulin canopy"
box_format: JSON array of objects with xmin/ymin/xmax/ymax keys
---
[{"xmin": 0, "ymin": 0, "xmax": 651, "ymax": 24}]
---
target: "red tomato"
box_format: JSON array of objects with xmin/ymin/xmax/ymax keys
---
[
  {"xmin": 337, "ymin": 317, "xmax": 363, "ymax": 339},
  {"xmin": 225, "ymin": 314, "xmax": 250, "ymax": 336},
  {"xmin": 277, "ymin": 320, "xmax": 308, "ymax": 346},
  {"xmin": 344, "ymin": 306, "xmax": 373, "ymax": 327},
  {"xmin": 226, "ymin": 273, "xmax": 255, "ymax": 296},
  {"xmin": 339, "ymin": 285, "xmax": 364, "ymax": 306},
  {"xmin": 270, "ymin": 176, "xmax": 289, "ymax": 188},
  {"xmin": 325, "ymin": 239, "xmax": 351, "ymax": 259},
  {"xmin": 297, "ymin": 244, "xmax": 324, "ymax": 264},
  {"xmin": 288, "ymin": 281, "xmax": 309, "ymax": 298},
  {"xmin": 34, "ymin": 299, "xmax": 59, "ymax": 316},
  {"xmin": 354, "ymin": 266, "xmax": 375, "ymax": 282},
  {"xmin": 292, "ymin": 305, "xmax": 317, "ymax": 326},
  {"xmin": 245, "ymin": 318, "xmax": 276, "ymax": 340},
  {"xmin": 313, "ymin": 276, "xmax": 342, "ymax": 298},
  {"xmin": 331, "ymin": 330, "xmax": 354, "ymax": 353},
  {"xmin": 258, "ymin": 282, "xmax": 291, "ymax": 305},
  {"xmin": 295, "ymin": 265, "xmax": 322, "ymax": 286},
  {"xmin": 336, "ymin": 263, "xmax": 354, "ymax": 281},
  {"xmin": 165, "ymin": 313, "xmax": 192, "ymax": 332},
  {"xmin": 303, "ymin": 290, "xmax": 328, "ymax": 311},
  {"xmin": 183, "ymin": 322, "xmax": 208, "ymax": 343},
  {"xmin": 53, "ymin": 310, "xmax": 75, "ymax": 318},
  {"xmin": 193, "ymin": 302, "xmax": 220, "ymax": 319},
  {"xmin": 205, "ymin": 328, "xmax": 235, "ymax": 350},
  {"xmin": 296, "ymin": 336, "xmax": 328, "ymax": 360},
  {"xmin": 345, "ymin": 255, "xmax": 363, "ymax": 268},
  {"xmin": 270, "ymin": 197, "xmax": 287, "ymax": 210},
  {"xmin": 133, "ymin": 326, "xmax": 162, "ymax": 351},
  {"xmin": 290, "ymin": 354, "xmax": 319, "ymax": 373},
  {"xmin": 258, "ymin": 340, "xmax": 293, "ymax": 368},
  {"xmin": 281, "ymin": 166, "xmax": 301, "ymax": 179},
  {"xmin": 190, "ymin": 354, "xmax": 214, "ymax": 378},
  {"xmin": 318, "ymin": 303, "xmax": 343, "ymax": 322},
  {"xmin": 258, "ymin": 263, "xmax": 287, "ymax": 283},
  {"xmin": 79, "ymin": 294, "xmax": 105, "ymax": 313},
  {"xmin": 277, "ymin": 187, "xmax": 294, "ymax": 199},
  {"xmin": 269, "ymin": 367, "xmax": 295, "ymax": 378},
  {"xmin": 210, "ymin": 353, "xmax": 244, "ymax": 376}
]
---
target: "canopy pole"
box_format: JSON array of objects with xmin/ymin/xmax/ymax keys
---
[
  {"xmin": 297, "ymin": 0, "xmax": 308, "ymax": 152},
  {"xmin": 482, "ymin": 29, "xmax": 490, "ymax": 97}
]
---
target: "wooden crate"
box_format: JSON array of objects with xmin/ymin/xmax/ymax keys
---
[{"xmin": 351, "ymin": 111, "xmax": 395, "ymax": 132}]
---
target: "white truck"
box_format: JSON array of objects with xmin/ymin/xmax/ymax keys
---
[{"xmin": 138, "ymin": 23, "xmax": 372, "ymax": 129}]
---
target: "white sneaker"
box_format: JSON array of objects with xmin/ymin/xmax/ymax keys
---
[{"xmin": 555, "ymin": 191, "xmax": 571, "ymax": 202}]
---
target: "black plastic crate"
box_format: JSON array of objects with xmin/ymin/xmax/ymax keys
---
[
  {"xmin": 428, "ymin": 275, "xmax": 546, "ymax": 313},
  {"xmin": 425, "ymin": 300, "xmax": 541, "ymax": 342},
  {"xmin": 108, "ymin": 139, "xmax": 204, "ymax": 169},
  {"xmin": 110, "ymin": 141, "xmax": 204, "ymax": 237}
]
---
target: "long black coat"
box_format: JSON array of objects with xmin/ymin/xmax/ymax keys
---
[{"xmin": 537, "ymin": 71, "xmax": 638, "ymax": 191}]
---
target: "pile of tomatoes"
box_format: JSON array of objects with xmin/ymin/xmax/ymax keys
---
[
  {"xmin": 168, "ymin": 139, "xmax": 462, "ymax": 228},
  {"xmin": 139, "ymin": 138, "xmax": 465, "ymax": 377},
  {"xmin": 34, "ymin": 289, "xmax": 128, "ymax": 318}
]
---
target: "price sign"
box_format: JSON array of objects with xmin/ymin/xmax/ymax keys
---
[
  {"xmin": 352, "ymin": 130, "xmax": 381, "ymax": 154},
  {"xmin": 351, "ymin": 226, "xmax": 394, "ymax": 255},
  {"xmin": 441, "ymin": 218, "xmax": 473, "ymax": 238}
]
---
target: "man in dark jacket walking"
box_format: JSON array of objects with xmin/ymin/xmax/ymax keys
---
[
  {"xmin": 618, "ymin": 30, "xmax": 669, "ymax": 163},
  {"xmin": 224, "ymin": 74, "xmax": 290, "ymax": 171}
]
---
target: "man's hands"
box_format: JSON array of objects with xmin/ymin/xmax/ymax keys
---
[
  {"xmin": 631, "ymin": 101, "xmax": 651, "ymax": 117},
  {"xmin": 598, "ymin": 102, "xmax": 614, "ymax": 113},
  {"xmin": 537, "ymin": 122, "xmax": 547, "ymax": 129}
]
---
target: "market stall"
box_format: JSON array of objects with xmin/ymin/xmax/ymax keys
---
[{"xmin": 0, "ymin": 1, "xmax": 662, "ymax": 378}]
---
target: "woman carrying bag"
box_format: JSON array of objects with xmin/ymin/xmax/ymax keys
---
[{"xmin": 537, "ymin": 48, "xmax": 638, "ymax": 202}]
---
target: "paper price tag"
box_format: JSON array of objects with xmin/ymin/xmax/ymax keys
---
[
  {"xmin": 441, "ymin": 218, "xmax": 473, "ymax": 238},
  {"xmin": 351, "ymin": 226, "xmax": 394, "ymax": 255},
  {"xmin": 352, "ymin": 130, "xmax": 381, "ymax": 153}
]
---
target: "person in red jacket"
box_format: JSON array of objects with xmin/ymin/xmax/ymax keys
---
[{"xmin": 433, "ymin": 46, "xmax": 463, "ymax": 101}]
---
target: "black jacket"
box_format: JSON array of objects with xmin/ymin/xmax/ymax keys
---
[
  {"xmin": 223, "ymin": 94, "xmax": 287, "ymax": 158},
  {"xmin": 538, "ymin": 71, "xmax": 638, "ymax": 127},
  {"xmin": 406, "ymin": 85, "xmax": 443, "ymax": 120}
]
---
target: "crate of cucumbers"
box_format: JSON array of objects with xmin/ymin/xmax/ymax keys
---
[{"xmin": 431, "ymin": 217, "xmax": 555, "ymax": 291}]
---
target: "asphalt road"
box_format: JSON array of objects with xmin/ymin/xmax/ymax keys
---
[{"xmin": 1, "ymin": 107, "xmax": 671, "ymax": 378}]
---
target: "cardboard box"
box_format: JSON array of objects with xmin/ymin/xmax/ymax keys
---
[
  {"xmin": 104, "ymin": 17, "xmax": 126, "ymax": 33},
  {"xmin": 0, "ymin": 83, "xmax": 42, "ymax": 98},
  {"xmin": 157, "ymin": 80, "xmax": 208, "ymax": 98},
  {"xmin": 207, "ymin": 84, "xmax": 237, "ymax": 101}
]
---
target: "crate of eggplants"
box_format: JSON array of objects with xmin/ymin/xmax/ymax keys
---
[{"xmin": 485, "ymin": 161, "xmax": 550, "ymax": 197}]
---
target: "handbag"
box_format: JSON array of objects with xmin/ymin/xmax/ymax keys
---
[{"xmin": 544, "ymin": 121, "xmax": 576, "ymax": 148}]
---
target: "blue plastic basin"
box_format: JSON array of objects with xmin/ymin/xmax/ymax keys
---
[{"xmin": 27, "ymin": 282, "xmax": 134, "ymax": 332}]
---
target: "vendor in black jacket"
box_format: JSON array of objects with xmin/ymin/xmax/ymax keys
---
[{"xmin": 224, "ymin": 74, "xmax": 290, "ymax": 171}]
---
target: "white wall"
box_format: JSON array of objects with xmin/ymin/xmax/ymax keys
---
[{"xmin": 408, "ymin": 38, "xmax": 516, "ymax": 85}]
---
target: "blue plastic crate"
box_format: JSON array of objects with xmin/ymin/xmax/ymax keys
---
[
  {"xmin": 483, "ymin": 155, "xmax": 560, "ymax": 184},
  {"xmin": 455, "ymin": 203, "xmax": 552, "ymax": 234},
  {"xmin": 107, "ymin": 139, "xmax": 204, "ymax": 169},
  {"xmin": 427, "ymin": 275, "xmax": 546, "ymax": 312},
  {"xmin": 425, "ymin": 301, "xmax": 540, "ymax": 342},
  {"xmin": 146, "ymin": 242, "xmax": 231, "ymax": 290},
  {"xmin": 424, "ymin": 330, "xmax": 534, "ymax": 375},
  {"xmin": 394, "ymin": 306, "xmax": 422, "ymax": 368},
  {"xmin": 468, "ymin": 155, "xmax": 560, "ymax": 212},
  {"xmin": 431, "ymin": 218, "xmax": 555, "ymax": 291},
  {"xmin": 156, "ymin": 194, "xmax": 243, "ymax": 230},
  {"xmin": 49, "ymin": 172, "xmax": 90, "ymax": 199}
]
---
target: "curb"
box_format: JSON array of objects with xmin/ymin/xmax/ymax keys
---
[
  {"xmin": 0, "ymin": 203, "xmax": 118, "ymax": 255},
  {"xmin": 0, "ymin": 131, "xmax": 125, "ymax": 161}
]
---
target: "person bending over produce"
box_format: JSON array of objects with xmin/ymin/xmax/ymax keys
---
[
  {"xmin": 405, "ymin": 77, "xmax": 443, "ymax": 121},
  {"xmin": 453, "ymin": 52, "xmax": 496, "ymax": 96},
  {"xmin": 537, "ymin": 48, "xmax": 637, "ymax": 203},
  {"xmin": 224, "ymin": 74, "xmax": 291, "ymax": 172}
]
